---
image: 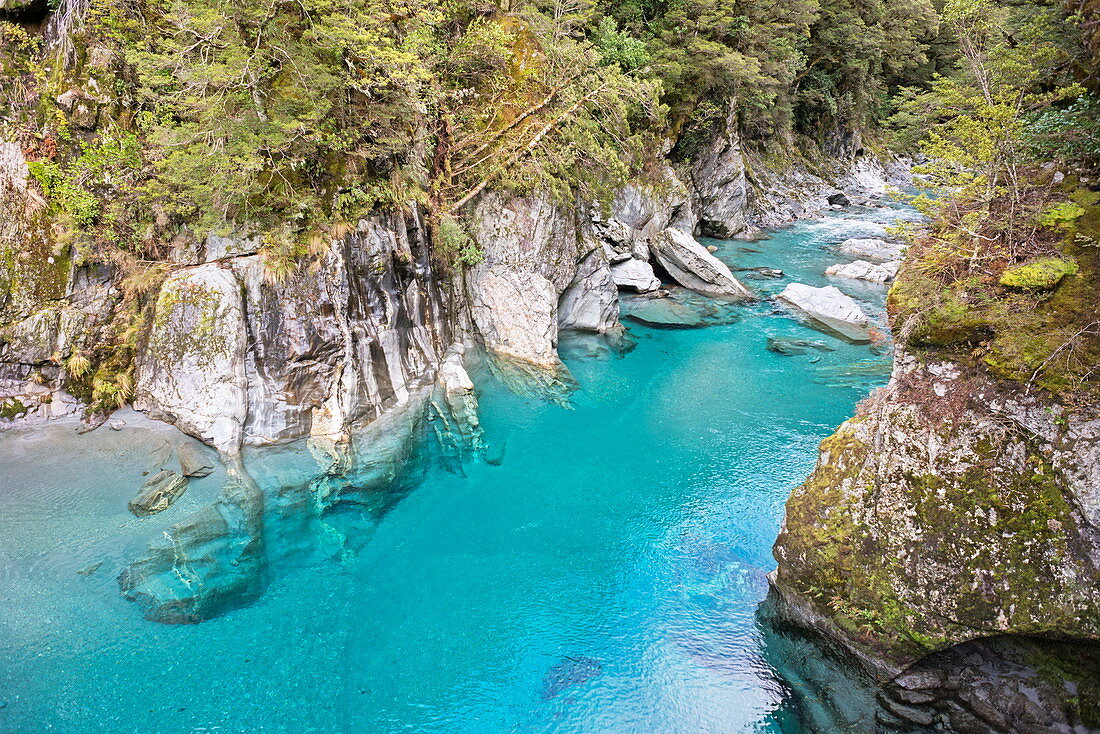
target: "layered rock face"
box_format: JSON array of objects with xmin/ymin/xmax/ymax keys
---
[
  {"xmin": 771, "ymin": 349, "xmax": 1100, "ymax": 730},
  {"xmin": 134, "ymin": 209, "xmax": 451, "ymax": 454}
]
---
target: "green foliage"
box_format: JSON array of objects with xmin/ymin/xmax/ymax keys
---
[
  {"xmin": 436, "ymin": 216, "xmax": 483, "ymax": 267},
  {"xmin": 592, "ymin": 17, "xmax": 647, "ymax": 71},
  {"xmin": 1026, "ymin": 95, "xmax": 1100, "ymax": 165},
  {"xmin": 28, "ymin": 134, "xmax": 142, "ymax": 228},
  {"xmin": 999, "ymin": 257, "xmax": 1079, "ymax": 289}
]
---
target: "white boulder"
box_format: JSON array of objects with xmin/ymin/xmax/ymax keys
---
[
  {"xmin": 776, "ymin": 283, "xmax": 871, "ymax": 342},
  {"xmin": 825, "ymin": 260, "xmax": 899, "ymax": 283},
  {"xmin": 649, "ymin": 228, "xmax": 752, "ymax": 299},
  {"xmin": 610, "ymin": 258, "xmax": 661, "ymax": 292},
  {"xmin": 838, "ymin": 238, "xmax": 904, "ymax": 262}
]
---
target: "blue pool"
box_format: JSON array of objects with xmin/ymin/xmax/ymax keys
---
[{"xmin": 0, "ymin": 202, "xmax": 918, "ymax": 732}]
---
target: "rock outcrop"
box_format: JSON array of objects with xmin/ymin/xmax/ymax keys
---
[
  {"xmin": 556, "ymin": 249, "xmax": 620, "ymax": 334},
  {"xmin": 135, "ymin": 209, "xmax": 451, "ymax": 454},
  {"xmin": 134, "ymin": 264, "xmax": 249, "ymax": 454},
  {"xmin": 466, "ymin": 193, "xmax": 599, "ymax": 366},
  {"xmin": 649, "ymin": 228, "xmax": 752, "ymax": 299},
  {"xmin": 772, "ymin": 244, "xmax": 1100, "ymax": 732},
  {"xmin": 689, "ymin": 101, "xmax": 755, "ymax": 240}
]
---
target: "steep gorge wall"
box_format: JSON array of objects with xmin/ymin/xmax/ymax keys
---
[
  {"xmin": 770, "ymin": 249, "xmax": 1100, "ymax": 731},
  {"xmin": 1, "ymin": 111, "xmax": 894, "ymax": 448}
]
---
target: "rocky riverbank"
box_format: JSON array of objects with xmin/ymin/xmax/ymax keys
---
[{"xmin": 768, "ymin": 191, "xmax": 1100, "ymax": 731}]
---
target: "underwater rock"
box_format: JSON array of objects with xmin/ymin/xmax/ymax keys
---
[
  {"xmin": 766, "ymin": 337, "xmax": 837, "ymax": 356},
  {"xmin": 776, "ymin": 283, "xmax": 870, "ymax": 342},
  {"xmin": 737, "ymin": 266, "xmax": 784, "ymax": 279},
  {"xmin": 178, "ymin": 442, "xmax": 215, "ymax": 478},
  {"xmin": 649, "ymin": 228, "xmax": 752, "ymax": 299},
  {"xmin": 128, "ymin": 469, "xmax": 189, "ymax": 517},
  {"xmin": 541, "ymin": 656, "xmax": 602, "ymax": 699},
  {"xmin": 837, "ymin": 237, "xmax": 903, "ymax": 263},
  {"xmin": 621, "ymin": 295, "xmax": 710, "ymax": 329},
  {"xmin": 431, "ymin": 345, "xmax": 483, "ymax": 464},
  {"xmin": 119, "ymin": 472, "xmax": 266, "ymax": 623}
]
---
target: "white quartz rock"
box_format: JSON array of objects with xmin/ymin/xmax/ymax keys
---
[
  {"xmin": 838, "ymin": 238, "xmax": 904, "ymax": 262},
  {"xmin": 825, "ymin": 259, "xmax": 898, "ymax": 283}
]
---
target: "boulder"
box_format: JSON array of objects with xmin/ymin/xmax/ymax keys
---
[
  {"xmin": 558, "ymin": 249, "xmax": 620, "ymax": 333},
  {"xmin": 766, "ymin": 337, "xmax": 837, "ymax": 356},
  {"xmin": 825, "ymin": 260, "xmax": 898, "ymax": 283},
  {"xmin": 610, "ymin": 258, "xmax": 661, "ymax": 292},
  {"xmin": 178, "ymin": 442, "xmax": 215, "ymax": 478},
  {"xmin": 838, "ymin": 238, "xmax": 904, "ymax": 262},
  {"xmin": 776, "ymin": 283, "xmax": 871, "ymax": 342},
  {"xmin": 827, "ymin": 192, "xmax": 851, "ymax": 206},
  {"xmin": 128, "ymin": 470, "xmax": 189, "ymax": 517},
  {"xmin": 649, "ymin": 228, "xmax": 752, "ymax": 299}
]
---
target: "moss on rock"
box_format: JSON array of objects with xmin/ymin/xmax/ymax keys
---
[
  {"xmin": 774, "ymin": 374, "xmax": 1100, "ymax": 667},
  {"xmin": 999, "ymin": 257, "xmax": 1079, "ymax": 289}
]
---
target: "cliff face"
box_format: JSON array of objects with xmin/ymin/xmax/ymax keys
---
[
  {"xmin": 771, "ymin": 226, "xmax": 1100, "ymax": 731},
  {"xmin": 0, "ymin": 110, "xmax": 890, "ymax": 446}
]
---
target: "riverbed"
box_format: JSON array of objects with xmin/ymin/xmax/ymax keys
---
[{"xmin": 0, "ymin": 201, "xmax": 919, "ymax": 733}]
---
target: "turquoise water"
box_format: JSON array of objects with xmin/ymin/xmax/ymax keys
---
[{"xmin": 0, "ymin": 203, "xmax": 917, "ymax": 733}]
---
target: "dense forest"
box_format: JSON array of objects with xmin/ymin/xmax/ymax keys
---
[{"xmin": 0, "ymin": 0, "xmax": 1098, "ymax": 404}]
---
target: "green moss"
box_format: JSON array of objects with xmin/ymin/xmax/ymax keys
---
[
  {"xmin": 778, "ymin": 409, "xmax": 1100, "ymax": 664},
  {"xmin": 999, "ymin": 257, "xmax": 1079, "ymax": 289},
  {"xmin": 888, "ymin": 269, "xmax": 992, "ymax": 347},
  {"xmin": 0, "ymin": 397, "xmax": 27, "ymax": 420}
]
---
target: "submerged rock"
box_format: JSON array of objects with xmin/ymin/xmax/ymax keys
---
[
  {"xmin": 766, "ymin": 337, "xmax": 837, "ymax": 356},
  {"xmin": 120, "ymin": 472, "xmax": 265, "ymax": 623},
  {"xmin": 737, "ymin": 266, "xmax": 784, "ymax": 279},
  {"xmin": 649, "ymin": 228, "xmax": 752, "ymax": 299},
  {"xmin": 541, "ymin": 656, "xmax": 602, "ymax": 699},
  {"xmin": 128, "ymin": 469, "xmax": 189, "ymax": 517},
  {"xmin": 178, "ymin": 442, "xmax": 214, "ymax": 478},
  {"xmin": 825, "ymin": 259, "xmax": 898, "ymax": 283},
  {"xmin": 776, "ymin": 283, "xmax": 871, "ymax": 342},
  {"xmin": 837, "ymin": 237, "xmax": 904, "ymax": 263}
]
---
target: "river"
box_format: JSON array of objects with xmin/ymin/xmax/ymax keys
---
[{"xmin": 0, "ymin": 199, "xmax": 919, "ymax": 732}]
